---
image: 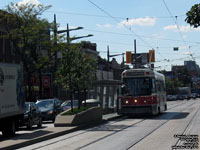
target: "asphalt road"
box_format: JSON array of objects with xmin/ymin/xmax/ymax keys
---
[{"xmin": 17, "ymin": 99, "xmax": 200, "ymax": 150}]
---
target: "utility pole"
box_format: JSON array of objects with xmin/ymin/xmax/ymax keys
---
[
  {"xmin": 66, "ymin": 23, "xmax": 73, "ymax": 112},
  {"xmin": 107, "ymin": 45, "xmax": 110, "ymax": 71},
  {"xmin": 107, "ymin": 45, "xmax": 110, "ymax": 63},
  {"xmin": 122, "ymin": 53, "xmax": 125, "ymax": 69},
  {"xmin": 53, "ymin": 14, "xmax": 58, "ymax": 98},
  {"xmin": 67, "ymin": 24, "xmax": 70, "ymax": 44},
  {"xmin": 56, "ymin": 23, "xmax": 93, "ymax": 112},
  {"xmin": 134, "ymin": 39, "xmax": 137, "ymax": 68}
]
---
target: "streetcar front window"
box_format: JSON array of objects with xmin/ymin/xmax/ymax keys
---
[{"xmin": 122, "ymin": 78, "xmax": 153, "ymax": 96}]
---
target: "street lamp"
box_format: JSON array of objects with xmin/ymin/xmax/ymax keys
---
[
  {"xmin": 70, "ymin": 34, "xmax": 93, "ymax": 41},
  {"xmin": 57, "ymin": 26, "xmax": 83, "ymax": 34},
  {"xmin": 57, "ymin": 24, "xmax": 93, "ymax": 44}
]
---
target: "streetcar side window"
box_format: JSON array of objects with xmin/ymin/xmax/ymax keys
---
[
  {"xmin": 156, "ymin": 80, "xmax": 161, "ymax": 91},
  {"xmin": 151, "ymin": 79, "xmax": 156, "ymax": 93},
  {"xmin": 156, "ymin": 80, "xmax": 165, "ymax": 92}
]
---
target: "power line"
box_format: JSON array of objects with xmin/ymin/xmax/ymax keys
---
[
  {"xmin": 162, "ymin": 0, "xmax": 193, "ymax": 60},
  {"xmin": 45, "ymin": 10, "xmax": 185, "ymax": 20},
  {"xmin": 91, "ymin": 39, "xmax": 200, "ymax": 50},
  {"xmin": 84, "ymin": 28, "xmax": 200, "ymax": 45},
  {"xmin": 88, "ymin": 0, "xmax": 200, "ymax": 67},
  {"xmin": 88, "ymin": 0, "xmax": 154, "ymax": 49},
  {"xmin": 87, "ymin": 0, "xmax": 190, "ymax": 64}
]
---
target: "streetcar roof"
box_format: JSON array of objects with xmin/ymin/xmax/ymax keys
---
[{"xmin": 122, "ymin": 68, "xmax": 165, "ymax": 81}]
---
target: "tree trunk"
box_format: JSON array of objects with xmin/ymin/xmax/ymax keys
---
[
  {"xmin": 39, "ymin": 70, "xmax": 42, "ymax": 99},
  {"xmin": 78, "ymin": 89, "xmax": 80, "ymax": 110},
  {"xmin": 84, "ymin": 88, "xmax": 87, "ymax": 107},
  {"xmin": 70, "ymin": 90, "xmax": 73, "ymax": 112},
  {"xmin": 26, "ymin": 73, "xmax": 32, "ymax": 102}
]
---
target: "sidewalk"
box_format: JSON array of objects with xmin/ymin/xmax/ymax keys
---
[{"xmin": 0, "ymin": 113, "xmax": 121, "ymax": 150}]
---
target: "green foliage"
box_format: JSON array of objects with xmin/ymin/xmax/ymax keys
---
[
  {"xmin": 176, "ymin": 68, "xmax": 192, "ymax": 86},
  {"xmin": 166, "ymin": 77, "xmax": 183, "ymax": 94},
  {"xmin": 61, "ymin": 107, "xmax": 89, "ymax": 115},
  {"xmin": 55, "ymin": 43, "xmax": 97, "ymax": 91},
  {"xmin": 185, "ymin": 3, "xmax": 200, "ymax": 28},
  {"xmin": 0, "ymin": 3, "xmax": 66, "ymax": 101},
  {"xmin": 0, "ymin": 3, "xmax": 55, "ymax": 73}
]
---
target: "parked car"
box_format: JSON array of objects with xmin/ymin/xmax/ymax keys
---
[
  {"xmin": 167, "ymin": 95, "xmax": 176, "ymax": 101},
  {"xmin": 36, "ymin": 99, "xmax": 62, "ymax": 122},
  {"xmin": 20, "ymin": 102, "xmax": 42, "ymax": 129},
  {"xmin": 82, "ymin": 99, "xmax": 100, "ymax": 107},
  {"xmin": 61, "ymin": 100, "xmax": 79, "ymax": 112},
  {"xmin": 177, "ymin": 94, "xmax": 187, "ymax": 100},
  {"xmin": 190, "ymin": 93, "xmax": 198, "ymax": 99}
]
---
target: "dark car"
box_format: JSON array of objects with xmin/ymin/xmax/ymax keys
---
[
  {"xmin": 61, "ymin": 100, "xmax": 78, "ymax": 112},
  {"xmin": 36, "ymin": 99, "xmax": 62, "ymax": 122},
  {"xmin": 177, "ymin": 94, "xmax": 186, "ymax": 100},
  {"xmin": 190, "ymin": 93, "xmax": 198, "ymax": 99},
  {"xmin": 20, "ymin": 102, "xmax": 42, "ymax": 129},
  {"xmin": 167, "ymin": 95, "xmax": 176, "ymax": 101}
]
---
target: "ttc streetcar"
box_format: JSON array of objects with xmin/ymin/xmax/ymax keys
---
[{"xmin": 117, "ymin": 68, "xmax": 167, "ymax": 116}]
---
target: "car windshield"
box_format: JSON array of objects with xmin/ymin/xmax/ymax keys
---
[
  {"xmin": 122, "ymin": 77, "xmax": 153, "ymax": 96},
  {"xmin": 25, "ymin": 103, "xmax": 30, "ymax": 112},
  {"xmin": 37, "ymin": 100, "xmax": 54, "ymax": 108}
]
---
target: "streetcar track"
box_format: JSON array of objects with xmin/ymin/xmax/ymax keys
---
[
  {"xmin": 167, "ymin": 101, "xmax": 191, "ymax": 110},
  {"xmin": 27, "ymin": 116, "xmax": 136, "ymax": 150},
  {"xmin": 77, "ymin": 119, "xmax": 145, "ymax": 150},
  {"xmin": 78, "ymin": 101, "xmax": 197, "ymax": 150},
  {"xmin": 125, "ymin": 100, "xmax": 198, "ymax": 150},
  {"xmin": 173, "ymin": 106, "xmax": 200, "ymax": 148},
  {"xmin": 24, "ymin": 100, "xmax": 198, "ymax": 150}
]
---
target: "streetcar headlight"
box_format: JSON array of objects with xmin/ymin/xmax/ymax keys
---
[
  {"xmin": 125, "ymin": 100, "xmax": 129, "ymax": 104},
  {"xmin": 144, "ymin": 100, "xmax": 147, "ymax": 103},
  {"xmin": 134, "ymin": 99, "xmax": 137, "ymax": 103}
]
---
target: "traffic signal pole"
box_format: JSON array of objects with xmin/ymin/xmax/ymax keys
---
[{"xmin": 134, "ymin": 39, "xmax": 137, "ymax": 68}]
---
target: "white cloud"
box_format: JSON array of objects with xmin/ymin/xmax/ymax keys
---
[
  {"xmin": 96, "ymin": 24, "xmax": 112, "ymax": 28},
  {"xmin": 119, "ymin": 17, "xmax": 156, "ymax": 27},
  {"xmin": 17, "ymin": 0, "xmax": 41, "ymax": 6},
  {"xmin": 163, "ymin": 25, "xmax": 200, "ymax": 32}
]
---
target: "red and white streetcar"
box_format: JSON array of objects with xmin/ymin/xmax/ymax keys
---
[{"xmin": 118, "ymin": 68, "xmax": 167, "ymax": 116}]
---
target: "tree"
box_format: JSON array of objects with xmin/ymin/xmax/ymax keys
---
[
  {"xmin": 55, "ymin": 43, "xmax": 97, "ymax": 111},
  {"xmin": 176, "ymin": 68, "xmax": 192, "ymax": 87},
  {"xmin": 0, "ymin": 3, "xmax": 60, "ymax": 101},
  {"xmin": 185, "ymin": 3, "xmax": 200, "ymax": 28},
  {"xmin": 165, "ymin": 77, "xmax": 183, "ymax": 94}
]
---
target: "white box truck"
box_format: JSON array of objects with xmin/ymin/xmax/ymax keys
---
[{"xmin": 0, "ymin": 63, "xmax": 25, "ymax": 136}]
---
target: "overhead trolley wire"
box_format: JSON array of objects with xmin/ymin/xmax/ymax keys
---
[
  {"xmin": 84, "ymin": 28, "xmax": 200, "ymax": 45},
  {"xmin": 45, "ymin": 10, "xmax": 185, "ymax": 20},
  {"xmin": 162, "ymin": 0, "xmax": 194, "ymax": 60},
  {"xmin": 87, "ymin": 0, "xmax": 197, "ymax": 67},
  {"xmin": 87, "ymin": 0, "xmax": 154, "ymax": 50}
]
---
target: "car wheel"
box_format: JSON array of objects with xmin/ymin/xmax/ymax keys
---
[
  {"xmin": 52, "ymin": 114, "xmax": 56, "ymax": 123},
  {"xmin": 52, "ymin": 117, "xmax": 55, "ymax": 123},
  {"xmin": 27, "ymin": 118, "xmax": 33, "ymax": 129},
  {"xmin": 37, "ymin": 117, "xmax": 42, "ymax": 128}
]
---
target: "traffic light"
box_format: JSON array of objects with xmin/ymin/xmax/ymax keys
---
[
  {"xmin": 126, "ymin": 51, "xmax": 132, "ymax": 64},
  {"xmin": 149, "ymin": 50, "xmax": 155, "ymax": 63}
]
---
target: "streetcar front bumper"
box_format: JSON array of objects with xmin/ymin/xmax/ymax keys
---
[{"xmin": 121, "ymin": 104, "xmax": 158, "ymax": 115}]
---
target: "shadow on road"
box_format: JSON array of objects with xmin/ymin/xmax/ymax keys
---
[
  {"xmin": 0, "ymin": 129, "xmax": 53, "ymax": 142},
  {"xmin": 126, "ymin": 112, "xmax": 189, "ymax": 120}
]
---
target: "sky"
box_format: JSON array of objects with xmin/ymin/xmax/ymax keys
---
[{"xmin": 0, "ymin": 0, "xmax": 200, "ymax": 71}]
